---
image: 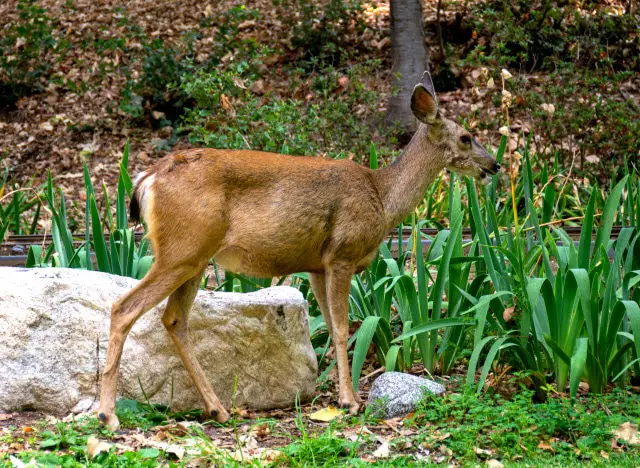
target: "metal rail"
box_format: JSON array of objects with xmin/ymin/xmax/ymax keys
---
[
  {"xmin": 0, "ymin": 226, "xmax": 625, "ymax": 267},
  {"xmin": 0, "ymin": 226, "xmax": 624, "ymax": 246}
]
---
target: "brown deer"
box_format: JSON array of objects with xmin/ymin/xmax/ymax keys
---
[{"xmin": 97, "ymin": 72, "xmax": 499, "ymax": 430}]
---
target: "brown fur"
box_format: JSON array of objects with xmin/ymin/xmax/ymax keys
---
[{"xmin": 96, "ymin": 73, "xmax": 499, "ymax": 430}]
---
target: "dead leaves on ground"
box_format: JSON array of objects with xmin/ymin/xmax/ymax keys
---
[
  {"xmin": 614, "ymin": 422, "xmax": 640, "ymax": 446},
  {"xmin": 3, "ymin": 403, "xmax": 640, "ymax": 465},
  {"xmin": 86, "ymin": 436, "xmax": 112, "ymax": 459},
  {"xmin": 309, "ymin": 405, "xmax": 343, "ymax": 422}
]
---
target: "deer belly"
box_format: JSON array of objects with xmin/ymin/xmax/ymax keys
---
[{"xmin": 214, "ymin": 245, "xmax": 321, "ymax": 277}]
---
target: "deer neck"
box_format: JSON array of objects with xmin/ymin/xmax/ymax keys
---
[{"xmin": 373, "ymin": 124, "xmax": 447, "ymax": 229}]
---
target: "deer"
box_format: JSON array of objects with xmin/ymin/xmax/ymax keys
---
[{"xmin": 96, "ymin": 72, "xmax": 500, "ymax": 430}]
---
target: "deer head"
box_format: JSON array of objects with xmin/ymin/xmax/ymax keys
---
[{"xmin": 411, "ymin": 72, "xmax": 500, "ymax": 180}]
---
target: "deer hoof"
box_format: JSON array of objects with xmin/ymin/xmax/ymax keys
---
[
  {"xmin": 97, "ymin": 411, "xmax": 120, "ymax": 432},
  {"xmin": 206, "ymin": 407, "xmax": 230, "ymax": 424},
  {"xmin": 339, "ymin": 398, "xmax": 360, "ymax": 415}
]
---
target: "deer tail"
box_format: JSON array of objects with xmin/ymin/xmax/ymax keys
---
[{"xmin": 130, "ymin": 172, "xmax": 155, "ymax": 225}]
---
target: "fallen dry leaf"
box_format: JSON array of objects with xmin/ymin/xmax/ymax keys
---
[
  {"xmin": 10, "ymin": 442, "xmax": 25, "ymax": 451},
  {"xmin": 309, "ymin": 406, "xmax": 343, "ymax": 422},
  {"xmin": 434, "ymin": 432, "xmax": 452, "ymax": 442},
  {"xmin": 439, "ymin": 443, "xmax": 453, "ymax": 456},
  {"xmin": 614, "ymin": 422, "xmax": 640, "ymax": 445},
  {"xmin": 260, "ymin": 448, "xmax": 283, "ymax": 463},
  {"xmin": 87, "ymin": 436, "xmax": 112, "ymax": 458},
  {"xmin": 166, "ymin": 444, "xmax": 185, "ymax": 460},
  {"xmin": 250, "ymin": 79, "xmax": 265, "ymax": 95},
  {"xmin": 233, "ymin": 76, "xmax": 247, "ymax": 89},
  {"xmin": 541, "ymin": 103, "xmax": 555, "ymax": 115},
  {"xmin": 503, "ymin": 306, "xmax": 515, "ymax": 322},
  {"xmin": 220, "ymin": 94, "xmax": 235, "ymax": 117},
  {"xmin": 537, "ymin": 440, "xmax": 554, "ymax": 452},
  {"xmin": 39, "ymin": 122, "xmax": 54, "ymax": 132},
  {"xmin": 372, "ymin": 441, "xmax": 390, "ymax": 458},
  {"xmin": 475, "ymin": 447, "xmax": 492, "ymax": 457},
  {"xmin": 252, "ymin": 423, "xmax": 270, "ymax": 440}
]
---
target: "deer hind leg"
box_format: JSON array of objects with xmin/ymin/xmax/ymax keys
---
[
  {"xmin": 97, "ymin": 260, "xmax": 205, "ymax": 431},
  {"xmin": 161, "ymin": 270, "xmax": 230, "ymax": 423},
  {"xmin": 326, "ymin": 262, "xmax": 362, "ymax": 414},
  {"xmin": 309, "ymin": 272, "xmax": 333, "ymax": 340}
]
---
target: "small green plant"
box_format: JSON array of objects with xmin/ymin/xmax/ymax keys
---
[
  {"xmin": 180, "ymin": 60, "xmax": 391, "ymax": 163},
  {"xmin": 26, "ymin": 143, "xmax": 153, "ymax": 278},
  {"xmin": 276, "ymin": 0, "xmax": 365, "ymax": 66},
  {"xmin": 0, "ymin": 0, "xmax": 59, "ymax": 108},
  {"xmin": 119, "ymin": 5, "xmax": 262, "ymax": 125},
  {"xmin": 466, "ymin": 0, "xmax": 638, "ymax": 71},
  {"xmin": 411, "ymin": 387, "xmax": 640, "ymax": 464},
  {"xmin": 119, "ymin": 38, "xmax": 196, "ymax": 122},
  {"xmin": 0, "ymin": 174, "xmax": 42, "ymax": 241}
]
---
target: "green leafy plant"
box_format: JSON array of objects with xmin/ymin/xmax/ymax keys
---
[
  {"xmin": 0, "ymin": 176, "xmax": 41, "ymax": 241},
  {"xmin": 179, "ymin": 60, "xmax": 392, "ymax": 163},
  {"xmin": 276, "ymin": 0, "xmax": 365, "ymax": 66},
  {"xmin": 26, "ymin": 143, "xmax": 153, "ymax": 278},
  {"xmin": 465, "ymin": 142, "xmax": 640, "ymax": 396},
  {"xmin": 0, "ymin": 0, "xmax": 59, "ymax": 108}
]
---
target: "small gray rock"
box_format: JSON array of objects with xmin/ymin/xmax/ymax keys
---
[{"xmin": 366, "ymin": 372, "xmax": 445, "ymax": 419}]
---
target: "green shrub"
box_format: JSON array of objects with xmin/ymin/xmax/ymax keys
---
[
  {"xmin": 521, "ymin": 68, "xmax": 640, "ymax": 167},
  {"xmin": 119, "ymin": 5, "xmax": 261, "ymax": 124},
  {"xmin": 179, "ymin": 61, "xmax": 394, "ymax": 161},
  {"xmin": 119, "ymin": 38, "xmax": 196, "ymax": 122},
  {"xmin": 466, "ymin": 0, "xmax": 638, "ymax": 70},
  {"xmin": 275, "ymin": 0, "xmax": 366, "ymax": 66},
  {"xmin": 460, "ymin": 1, "xmax": 639, "ymax": 168},
  {"xmin": 0, "ymin": 0, "xmax": 59, "ymax": 108}
]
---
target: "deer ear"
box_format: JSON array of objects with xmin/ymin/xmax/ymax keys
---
[{"xmin": 411, "ymin": 72, "xmax": 439, "ymax": 125}]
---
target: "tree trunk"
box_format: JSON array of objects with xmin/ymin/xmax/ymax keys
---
[{"xmin": 385, "ymin": 0, "xmax": 429, "ymax": 134}]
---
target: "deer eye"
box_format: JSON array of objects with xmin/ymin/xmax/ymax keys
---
[{"xmin": 460, "ymin": 135, "xmax": 472, "ymax": 145}]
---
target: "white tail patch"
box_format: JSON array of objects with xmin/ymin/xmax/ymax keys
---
[{"xmin": 135, "ymin": 173, "xmax": 155, "ymax": 224}]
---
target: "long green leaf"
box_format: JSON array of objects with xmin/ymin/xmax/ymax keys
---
[
  {"xmin": 392, "ymin": 318, "xmax": 472, "ymax": 343},
  {"xmin": 592, "ymin": 176, "xmax": 627, "ymax": 268},
  {"xmin": 569, "ymin": 337, "xmax": 588, "ymax": 398},
  {"xmin": 467, "ymin": 335, "xmax": 495, "ymax": 387},
  {"xmin": 352, "ymin": 316, "xmax": 381, "ymax": 391},
  {"xmin": 90, "ymin": 195, "xmax": 111, "ymax": 273},
  {"xmin": 578, "ymin": 187, "xmax": 596, "ymax": 270}
]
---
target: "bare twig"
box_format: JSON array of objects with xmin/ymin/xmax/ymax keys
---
[
  {"xmin": 436, "ymin": 0, "xmax": 446, "ymax": 59},
  {"xmin": 361, "ymin": 366, "xmax": 385, "ymax": 382}
]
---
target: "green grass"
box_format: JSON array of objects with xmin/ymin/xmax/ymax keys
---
[
  {"xmin": 1, "ymin": 383, "xmax": 638, "ymax": 467},
  {"xmin": 410, "ymin": 387, "xmax": 640, "ymax": 466}
]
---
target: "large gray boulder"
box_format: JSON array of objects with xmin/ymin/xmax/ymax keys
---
[
  {"xmin": 367, "ymin": 372, "xmax": 446, "ymax": 419},
  {"xmin": 0, "ymin": 267, "xmax": 317, "ymax": 414}
]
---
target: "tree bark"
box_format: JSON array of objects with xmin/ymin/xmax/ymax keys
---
[{"xmin": 385, "ymin": 0, "xmax": 429, "ymax": 134}]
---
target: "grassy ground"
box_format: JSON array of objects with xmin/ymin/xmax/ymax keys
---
[{"xmin": 1, "ymin": 381, "xmax": 639, "ymax": 467}]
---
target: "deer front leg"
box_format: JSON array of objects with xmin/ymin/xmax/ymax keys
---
[
  {"xmin": 326, "ymin": 263, "xmax": 362, "ymax": 414},
  {"xmin": 161, "ymin": 271, "xmax": 230, "ymax": 423}
]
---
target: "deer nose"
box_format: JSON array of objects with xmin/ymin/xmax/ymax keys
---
[{"xmin": 484, "ymin": 162, "xmax": 501, "ymax": 175}]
